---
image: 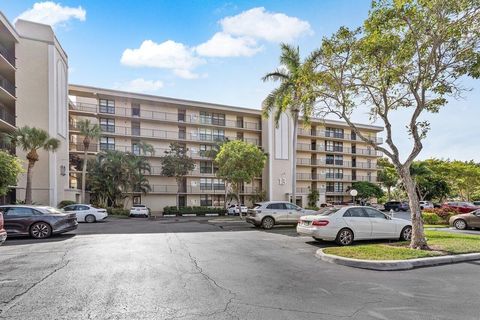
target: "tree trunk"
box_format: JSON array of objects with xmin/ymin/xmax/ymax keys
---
[
  {"xmin": 237, "ymin": 186, "xmax": 242, "ymax": 220},
  {"xmin": 224, "ymin": 182, "xmax": 228, "ymax": 210},
  {"xmin": 399, "ymin": 166, "xmax": 428, "ymax": 250},
  {"xmin": 176, "ymin": 178, "xmax": 180, "ymax": 209},
  {"xmin": 387, "ymin": 187, "xmax": 391, "ymax": 201},
  {"xmin": 291, "ymin": 111, "xmax": 299, "ymax": 205},
  {"xmin": 25, "ymin": 159, "xmax": 35, "ymax": 204},
  {"xmin": 81, "ymin": 149, "xmax": 87, "ymax": 203}
]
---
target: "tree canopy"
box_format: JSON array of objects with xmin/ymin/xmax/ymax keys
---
[{"xmin": 0, "ymin": 151, "xmax": 24, "ymax": 197}]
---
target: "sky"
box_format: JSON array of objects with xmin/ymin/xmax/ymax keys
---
[{"xmin": 2, "ymin": 0, "xmax": 479, "ymax": 162}]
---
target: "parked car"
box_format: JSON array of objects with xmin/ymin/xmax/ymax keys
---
[
  {"xmin": 442, "ymin": 202, "xmax": 479, "ymax": 213},
  {"xmin": 383, "ymin": 201, "xmax": 409, "ymax": 212},
  {"xmin": 246, "ymin": 201, "xmax": 317, "ymax": 229},
  {"xmin": 473, "ymin": 201, "xmax": 480, "ymax": 206},
  {"xmin": 0, "ymin": 210, "xmax": 6, "ymax": 245},
  {"xmin": 419, "ymin": 201, "xmax": 434, "ymax": 210},
  {"xmin": 0, "ymin": 205, "xmax": 77, "ymax": 239},
  {"xmin": 297, "ymin": 206, "xmax": 412, "ymax": 246},
  {"xmin": 62, "ymin": 204, "xmax": 107, "ymax": 223},
  {"xmin": 130, "ymin": 204, "xmax": 150, "ymax": 217},
  {"xmin": 227, "ymin": 204, "xmax": 248, "ymax": 215},
  {"xmin": 449, "ymin": 209, "xmax": 480, "ymax": 230}
]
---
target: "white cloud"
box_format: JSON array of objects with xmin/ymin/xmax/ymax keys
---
[
  {"xmin": 220, "ymin": 7, "xmax": 312, "ymax": 42},
  {"xmin": 114, "ymin": 78, "xmax": 164, "ymax": 93},
  {"xmin": 15, "ymin": 1, "xmax": 86, "ymax": 27},
  {"xmin": 120, "ymin": 40, "xmax": 203, "ymax": 79},
  {"xmin": 195, "ymin": 32, "xmax": 262, "ymax": 57}
]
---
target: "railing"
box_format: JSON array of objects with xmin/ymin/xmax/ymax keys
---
[
  {"xmin": 150, "ymin": 185, "xmax": 258, "ymax": 194},
  {"xmin": 296, "ymin": 173, "xmax": 377, "ymax": 182},
  {"xmin": 298, "ymin": 128, "xmax": 383, "ymax": 144},
  {"xmin": 0, "ymin": 44, "xmax": 15, "ymax": 67},
  {"xmin": 296, "ymin": 143, "xmax": 382, "ymax": 156},
  {"xmin": 296, "ymin": 158, "xmax": 378, "ymax": 169},
  {"xmin": 0, "ymin": 75, "xmax": 15, "ymax": 97},
  {"xmin": 0, "ymin": 105, "xmax": 15, "ymax": 126},
  {"xmin": 70, "ymin": 102, "xmax": 261, "ymax": 130}
]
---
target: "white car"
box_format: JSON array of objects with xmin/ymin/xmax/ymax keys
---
[
  {"xmin": 130, "ymin": 204, "xmax": 150, "ymax": 217},
  {"xmin": 419, "ymin": 201, "xmax": 434, "ymax": 209},
  {"xmin": 227, "ymin": 204, "xmax": 248, "ymax": 215},
  {"xmin": 297, "ymin": 206, "xmax": 412, "ymax": 246},
  {"xmin": 63, "ymin": 204, "xmax": 108, "ymax": 223}
]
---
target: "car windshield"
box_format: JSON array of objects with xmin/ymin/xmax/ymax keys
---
[
  {"xmin": 133, "ymin": 205, "xmax": 145, "ymax": 208},
  {"xmin": 45, "ymin": 207, "xmax": 64, "ymax": 214}
]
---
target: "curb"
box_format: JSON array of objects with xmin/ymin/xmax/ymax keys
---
[{"xmin": 315, "ymin": 249, "xmax": 480, "ymax": 271}]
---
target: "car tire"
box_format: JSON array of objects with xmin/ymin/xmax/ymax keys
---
[
  {"xmin": 261, "ymin": 216, "xmax": 275, "ymax": 229},
  {"xmin": 454, "ymin": 219, "xmax": 467, "ymax": 230},
  {"xmin": 313, "ymin": 237, "xmax": 322, "ymax": 242},
  {"xmin": 335, "ymin": 228, "xmax": 354, "ymax": 246},
  {"xmin": 144, "ymin": 214, "xmax": 148, "ymax": 218},
  {"xmin": 30, "ymin": 222, "xmax": 52, "ymax": 239},
  {"xmin": 394, "ymin": 207, "xmax": 400, "ymax": 212},
  {"xmin": 400, "ymin": 226, "xmax": 412, "ymax": 241},
  {"xmin": 85, "ymin": 214, "xmax": 96, "ymax": 223}
]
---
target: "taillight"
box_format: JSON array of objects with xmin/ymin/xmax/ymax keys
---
[{"xmin": 312, "ymin": 220, "xmax": 329, "ymax": 227}]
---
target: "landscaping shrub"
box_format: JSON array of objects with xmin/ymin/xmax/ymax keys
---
[
  {"xmin": 423, "ymin": 207, "xmax": 459, "ymax": 224},
  {"xmin": 305, "ymin": 206, "xmax": 319, "ymax": 211},
  {"xmin": 421, "ymin": 212, "xmax": 441, "ymax": 225},
  {"xmin": 107, "ymin": 207, "xmax": 130, "ymax": 216},
  {"xmin": 163, "ymin": 206, "xmax": 227, "ymax": 215},
  {"xmin": 58, "ymin": 200, "xmax": 76, "ymax": 208}
]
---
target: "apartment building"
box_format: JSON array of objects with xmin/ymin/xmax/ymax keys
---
[{"xmin": 68, "ymin": 85, "xmax": 263, "ymax": 209}]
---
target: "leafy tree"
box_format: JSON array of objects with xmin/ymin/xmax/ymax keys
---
[
  {"xmin": 250, "ymin": 188, "xmax": 267, "ymax": 204},
  {"xmin": 125, "ymin": 153, "xmax": 152, "ymax": 207},
  {"xmin": 160, "ymin": 143, "xmax": 195, "ymax": 208},
  {"xmin": 215, "ymin": 140, "xmax": 266, "ymax": 218},
  {"xmin": 349, "ymin": 181, "xmax": 384, "ymax": 203},
  {"xmin": 307, "ymin": 188, "xmax": 320, "ymax": 207},
  {"xmin": 377, "ymin": 158, "xmax": 399, "ymax": 200},
  {"xmin": 262, "ymin": 43, "xmax": 316, "ymax": 205},
  {"xmin": 408, "ymin": 161, "xmax": 450, "ymax": 201},
  {"xmin": 0, "ymin": 150, "xmax": 24, "ymax": 197},
  {"xmin": 6, "ymin": 126, "xmax": 60, "ymax": 204},
  {"xmin": 77, "ymin": 119, "xmax": 101, "ymax": 203},
  {"xmin": 308, "ymin": 0, "xmax": 480, "ymax": 249}
]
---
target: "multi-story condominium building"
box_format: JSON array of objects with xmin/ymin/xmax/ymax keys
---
[{"xmin": 68, "ymin": 85, "xmax": 263, "ymax": 209}]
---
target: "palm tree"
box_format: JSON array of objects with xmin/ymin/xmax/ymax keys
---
[
  {"xmin": 77, "ymin": 119, "xmax": 101, "ymax": 203},
  {"xmin": 262, "ymin": 43, "xmax": 315, "ymax": 205},
  {"xmin": 125, "ymin": 153, "xmax": 152, "ymax": 207},
  {"xmin": 6, "ymin": 126, "xmax": 60, "ymax": 204}
]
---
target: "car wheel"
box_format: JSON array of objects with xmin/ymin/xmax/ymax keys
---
[
  {"xmin": 144, "ymin": 214, "xmax": 148, "ymax": 218},
  {"xmin": 454, "ymin": 219, "xmax": 467, "ymax": 230},
  {"xmin": 394, "ymin": 207, "xmax": 400, "ymax": 212},
  {"xmin": 30, "ymin": 222, "xmax": 52, "ymax": 239},
  {"xmin": 85, "ymin": 214, "xmax": 96, "ymax": 223},
  {"xmin": 400, "ymin": 226, "xmax": 412, "ymax": 241},
  {"xmin": 261, "ymin": 217, "xmax": 275, "ymax": 229},
  {"xmin": 335, "ymin": 228, "xmax": 354, "ymax": 246}
]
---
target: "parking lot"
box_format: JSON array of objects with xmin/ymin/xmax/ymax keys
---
[{"xmin": 1, "ymin": 216, "xmax": 479, "ymax": 320}]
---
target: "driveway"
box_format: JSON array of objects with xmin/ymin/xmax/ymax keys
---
[{"xmin": 0, "ymin": 217, "xmax": 479, "ymax": 319}]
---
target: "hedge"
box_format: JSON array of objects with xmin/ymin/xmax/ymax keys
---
[
  {"xmin": 422, "ymin": 207, "xmax": 459, "ymax": 224},
  {"xmin": 163, "ymin": 206, "xmax": 227, "ymax": 215},
  {"xmin": 58, "ymin": 200, "xmax": 76, "ymax": 208},
  {"xmin": 107, "ymin": 207, "xmax": 130, "ymax": 216}
]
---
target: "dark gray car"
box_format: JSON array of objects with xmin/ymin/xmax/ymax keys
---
[{"xmin": 0, "ymin": 205, "xmax": 78, "ymax": 239}]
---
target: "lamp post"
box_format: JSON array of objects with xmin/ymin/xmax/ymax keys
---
[{"xmin": 350, "ymin": 189, "xmax": 358, "ymax": 205}]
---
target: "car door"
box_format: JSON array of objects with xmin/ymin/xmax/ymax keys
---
[
  {"xmin": 363, "ymin": 208, "xmax": 397, "ymax": 239},
  {"xmin": 266, "ymin": 203, "xmax": 287, "ymax": 223},
  {"xmin": 4, "ymin": 207, "xmax": 36, "ymax": 235},
  {"xmin": 285, "ymin": 203, "xmax": 302, "ymax": 223},
  {"xmin": 469, "ymin": 210, "xmax": 480, "ymax": 228},
  {"xmin": 342, "ymin": 208, "xmax": 372, "ymax": 239}
]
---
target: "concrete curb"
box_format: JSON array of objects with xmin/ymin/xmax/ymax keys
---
[{"xmin": 316, "ymin": 249, "xmax": 480, "ymax": 271}]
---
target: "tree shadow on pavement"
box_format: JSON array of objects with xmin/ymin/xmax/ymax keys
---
[{"xmin": 3, "ymin": 234, "xmax": 76, "ymax": 247}]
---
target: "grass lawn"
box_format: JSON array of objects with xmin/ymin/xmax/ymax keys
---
[
  {"xmin": 323, "ymin": 230, "xmax": 480, "ymax": 261},
  {"xmin": 424, "ymin": 224, "xmax": 449, "ymax": 228}
]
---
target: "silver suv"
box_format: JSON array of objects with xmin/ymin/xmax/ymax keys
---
[{"xmin": 246, "ymin": 201, "xmax": 317, "ymax": 229}]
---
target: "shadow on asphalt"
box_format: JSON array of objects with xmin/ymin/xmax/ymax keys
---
[{"xmin": 3, "ymin": 234, "xmax": 76, "ymax": 246}]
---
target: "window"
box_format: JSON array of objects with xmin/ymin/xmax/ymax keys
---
[
  {"xmin": 212, "ymin": 129, "xmax": 225, "ymax": 141},
  {"xmin": 5, "ymin": 207, "xmax": 38, "ymax": 216},
  {"xmin": 267, "ymin": 203, "xmax": 286, "ymax": 210},
  {"xmin": 200, "ymin": 195, "xmax": 212, "ymax": 206},
  {"xmin": 326, "ymin": 154, "xmax": 343, "ymax": 165},
  {"xmin": 131, "ymin": 103, "xmax": 140, "ymax": 117},
  {"xmin": 212, "ymin": 113, "xmax": 225, "ymax": 126},
  {"xmin": 199, "ymin": 144, "xmax": 212, "ymax": 157},
  {"xmin": 212, "ymin": 195, "xmax": 224, "ymax": 207},
  {"xmin": 344, "ymin": 208, "xmax": 367, "ymax": 217},
  {"xmin": 200, "ymin": 111, "xmax": 212, "ymax": 124},
  {"xmin": 326, "ymin": 154, "xmax": 334, "ymax": 165},
  {"xmin": 285, "ymin": 203, "xmax": 299, "ymax": 210},
  {"xmin": 200, "ymin": 161, "xmax": 213, "ymax": 174},
  {"xmin": 199, "ymin": 128, "xmax": 212, "ymax": 141},
  {"xmin": 325, "ymin": 141, "xmax": 343, "ymax": 152},
  {"xmin": 326, "ymin": 127, "xmax": 344, "ymax": 139},
  {"xmin": 100, "ymin": 137, "xmax": 115, "ymax": 151},
  {"xmin": 326, "ymin": 168, "xmax": 343, "ymax": 179},
  {"xmin": 200, "ymin": 178, "xmax": 224, "ymax": 190},
  {"xmin": 99, "ymin": 99, "xmax": 115, "ymax": 114},
  {"xmin": 364, "ymin": 208, "xmax": 387, "ymax": 219},
  {"xmin": 132, "ymin": 143, "xmax": 140, "ymax": 155},
  {"xmin": 131, "ymin": 122, "xmax": 140, "ymax": 136},
  {"xmin": 100, "ymin": 118, "xmax": 115, "ymax": 133}
]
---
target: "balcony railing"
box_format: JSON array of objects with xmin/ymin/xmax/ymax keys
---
[
  {"xmin": 0, "ymin": 44, "xmax": 15, "ymax": 67},
  {"xmin": 296, "ymin": 158, "xmax": 378, "ymax": 169},
  {"xmin": 298, "ymin": 128, "xmax": 382, "ymax": 144},
  {"xmin": 150, "ymin": 185, "xmax": 258, "ymax": 194},
  {"xmin": 69, "ymin": 102, "xmax": 261, "ymax": 130},
  {"xmin": 0, "ymin": 75, "xmax": 15, "ymax": 97},
  {"xmin": 296, "ymin": 173, "xmax": 377, "ymax": 182},
  {"xmin": 296, "ymin": 143, "xmax": 382, "ymax": 156},
  {"xmin": 0, "ymin": 105, "xmax": 15, "ymax": 126}
]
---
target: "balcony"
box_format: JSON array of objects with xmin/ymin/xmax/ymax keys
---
[
  {"xmin": 0, "ymin": 44, "xmax": 15, "ymax": 68},
  {"xmin": 149, "ymin": 185, "xmax": 257, "ymax": 195},
  {"xmin": 296, "ymin": 158, "xmax": 378, "ymax": 169},
  {"xmin": 298, "ymin": 128, "xmax": 383, "ymax": 144},
  {"xmin": 0, "ymin": 75, "xmax": 15, "ymax": 104},
  {"xmin": 69, "ymin": 102, "xmax": 261, "ymax": 131},
  {"xmin": 296, "ymin": 173, "xmax": 377, "ymax": 182},
  {"xmin": 296, "ymin": 143, "xmax": 382, "ymax": 156},
  {"xmin": 0, "ymin": 105, "xmax": 15, "ymax": 131}
]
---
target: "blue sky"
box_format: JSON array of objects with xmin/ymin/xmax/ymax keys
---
[{"xmin": 2, "ymin": 1, "xmax": 480, "ymax": 161}]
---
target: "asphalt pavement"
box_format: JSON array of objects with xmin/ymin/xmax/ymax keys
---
[{"xmin": 0, "ymin": 216, "xmax": 479, "ymax": 320}]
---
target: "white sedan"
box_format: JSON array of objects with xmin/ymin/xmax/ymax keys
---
[
  {"xmin": 130, "ymin": 204, "xmax": 150, "ymax": 217},
  {"xmin": 227, "ymin": 204, "xmax": 248, "ymax": 215},
  {"xmin": 63, "ymin": 204, "xmax": 108, "ymax": 223},
  {"xmin": 297, "ymin": 206, "xmax": 412, "ymax": 246}
]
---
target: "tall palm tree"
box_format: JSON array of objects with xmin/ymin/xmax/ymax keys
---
[
  {"xmin": 6, "ymin": 126, "xmax": 60, "ymax": 204},
  {"xmin": 262, "ymin": 43, "xmax": 315, "ymax": 205},
  {"xmin": 126, "ymin": 153, "xmax": 152, "ymax": 207},
  {"xmin": 77, "ymin": 119, "xmax": 101, "ymax": 203}
]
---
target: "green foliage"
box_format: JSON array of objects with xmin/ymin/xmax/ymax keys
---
[
  {"xmin": 307, "ymin": 188, "xmax": 319, "ymax": 207},
  {"xmin": 57, "ymin": 200, "xmax": 76, "ymax": 208},
  {"xmin": 421, "ymin": 212, "xmax": 442, "ymax": 225},
  {"xmin": 351, "ymin": 181, "xmax": 384, "ymax": 201},
  {"xmin": 163, "ymin": 206, "xmax": 227, "ymax": 215},
  {"xmin": 215, "ymin": 140, "xmax": 266, "ymax": 198},
  {"xmin": 377, "ymin": 158, "xmax": 399, "ymax": 200},
  {"xmin": 0, "ymin": 151, "xmax": 23, "ymax": 197},
  {"xmin": 408, "ymin": 160, "xmax": 450, "ymax": 201},
  {"xmin": 250, "ymin": 189, "xmax": 267, "ymax": 203},
  {"xmin": 423, "ymin": 207, "xmax": 460, "ymax": 223},
  {"xmin": 77, "ymin": 119, "xmax": 101, "ymax": 144},
  {"xmin": 106, "ymin": 207, "xmax": 130, "ymax": 216},
  {"xmin": 305, "ymin": 206, "xmax": 319, "ymax": 211},
  {"xmin": 6, "ymin": 126, "xmax": 60, "ymax": 153},
  {"xmin": 160, "ymin": 143, "xmax": 195, "ymax": 179}
]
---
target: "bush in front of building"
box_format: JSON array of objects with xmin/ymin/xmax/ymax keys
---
[
  {"xmin": 58, "ymin": 200, "xmax": 76, "ymax": 208},
  {"xmin": 163, "ymin": 206, "xmax": 227, "ymax": 216},
  {"xmin": 107, "ymin": 207, "xmax": 130, "ymax": 216},
  {"xmin": 423, "ymin": 207, "xmax": 459, "ymax": 224}
]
